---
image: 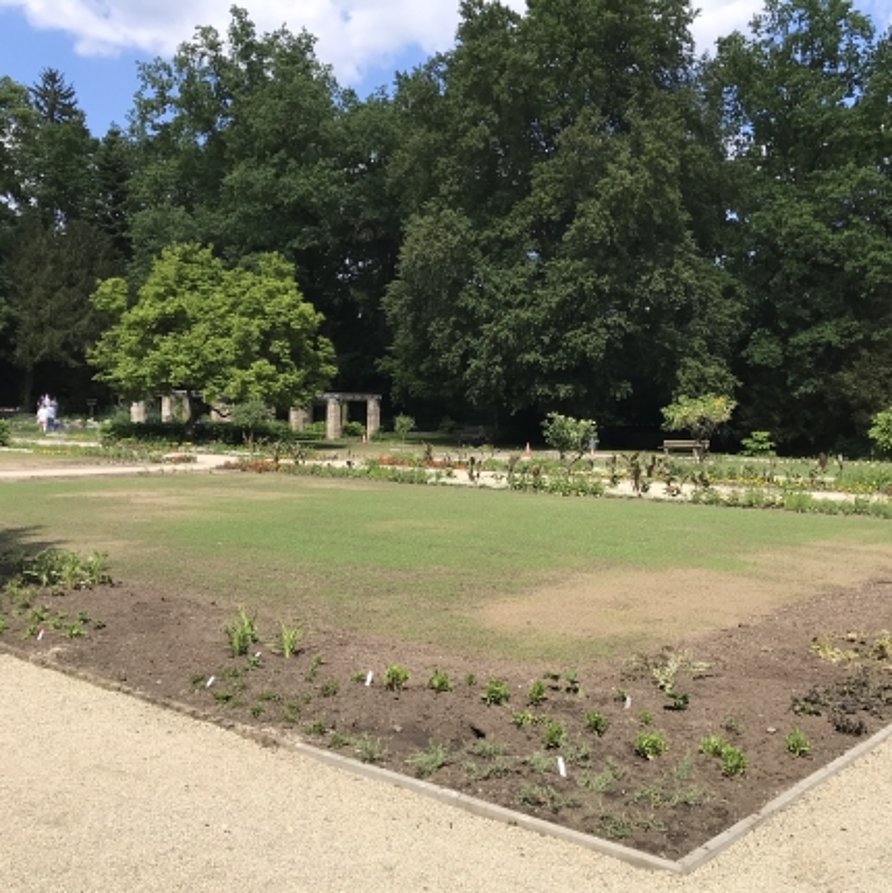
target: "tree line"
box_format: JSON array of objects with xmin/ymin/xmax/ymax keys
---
[{"xmin": 0, "ymin": 0, "xmax": 889, "ymax": 453}]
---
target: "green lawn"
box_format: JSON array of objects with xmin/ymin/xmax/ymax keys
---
[{"xmin": 2, "ymin": 474, "xmax": 889, "ymax": 659}]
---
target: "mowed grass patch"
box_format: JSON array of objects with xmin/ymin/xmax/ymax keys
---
[{"xmin": 1, "ymin": 474, "xmax": 890, "ymax": 659}]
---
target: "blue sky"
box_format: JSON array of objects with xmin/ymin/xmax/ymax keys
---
[{"xmin": 1, "ymin": 1, "xmax": 889, "ymax": 136}]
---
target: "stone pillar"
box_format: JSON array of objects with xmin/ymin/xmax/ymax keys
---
[
  {"xmin": 130, "ymin": 401, "xmax": 146, "ymax": 424},
  {"xmin": 325, "ymin": 397, "xmax": 342, "ymax": 440},
  {"xmin": 289, "ymin": 407, "xmax": 309, "ymax": 432},
  {"xmin": 366, "ymin": 397, "xmax": 381, "ymax": 439},
  {"xmin": 160, "ymin": 395, "xmax": 173, "ymax": 422}
]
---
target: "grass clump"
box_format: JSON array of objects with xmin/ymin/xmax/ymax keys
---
[
  {"xmin": 785, "ymin": 728, "xmax": 812, "ymax": 757},
  {"xmin": 279, "ymin": 622, "xmax": 303, "ymax": 658},
  {"xmin": 406, "ymin": 742, "xmax": 450, "ymax": 778},
  {"xmin": 225, "ymin": 606, "xmax": 257, "ymax": 657}
]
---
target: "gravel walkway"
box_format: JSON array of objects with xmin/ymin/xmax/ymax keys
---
[{"xmin": 1, "ymin": 655, "xmax": 889, "ymax": 892}]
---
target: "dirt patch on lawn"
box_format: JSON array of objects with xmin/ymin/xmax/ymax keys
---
[
  {"xmin": 1, "ymin": 565, "xmax": 891, "ymax": 861},
  {"xmin": 481, "ymin": 542, "xmax": 892, "ymax": 643}
]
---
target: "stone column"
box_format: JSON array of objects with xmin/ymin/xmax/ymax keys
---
[
  {"xmin": 366, "ymin": 397, "xmax": 381, "ymax": 439},
  {"xmin": 289, "ymin": 407, "xmax": 309, "ymax": 432},
  {"xmin": 130, "ymin": 401, "xmax": 146, "ymax": 424},
  {"xmin": 160, "ymin": 395, "xmax": 173, "ymax": 422},
  {"xmin": 325, "ymin": 396, "xmax": 342, "ymax": 441}
]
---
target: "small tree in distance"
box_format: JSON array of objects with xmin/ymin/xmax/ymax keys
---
[
  {"xmin": 868, "ymin": 408, "xmax": 892, "ymax": 457},
  {"xmin": 541, "ymin": 412, "xmax": 598, "ymax": 461},
  {"xmin": 661, "ymin": 394, "xmax": 736, "ymax": 459}
]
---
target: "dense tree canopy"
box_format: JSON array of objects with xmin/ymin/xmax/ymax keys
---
[
  {"xmin": 88, "ymin": 243, "xmax": 336, "ymax": 414},
  {"xmin": 0, "ymin": 1, "xmax": 888, "ymax": 452}
]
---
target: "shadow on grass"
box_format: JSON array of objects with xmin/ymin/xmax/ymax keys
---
[{"xmin": 0, "ymin": 527, "xmax": 60, "ymax": 588}]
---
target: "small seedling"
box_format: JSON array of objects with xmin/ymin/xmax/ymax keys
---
[
  {"xmin": 542, "ymin": 720, "xmax": 567, "ymax": 749},
  {"xmin": 527, "ymin": 679, "xmax": 547, "ymax": 705},
  {"xmin": 584, "ymin": 711, "xmax": 609, "ymax": 736},
  {"xmin": 406, "ymin": 742, "xmax": 450, "ymax": 778},
  {"xmin": 481, "ymin": 678, "xmax": 510, "ymax": 706},
  {"xmin": 320, "ymin": 679, "xmax": 339, "ymax": 697},
  {"xmin": 350, "ymin": 670, "xmax": 367, "ymax": 683},
  {"xmin": 511, "ymin": 710, "xmax": 537, "ymax": 727},
  {"xmin": 464, "ymin": 672, "xmax": 478, "ymax": 687},
  {"xmin": 305, "ymin": 655, "xmax": 324, "ymax": 682},
  {"xmin": 279, "ymin": 622, "xmax": 303, "ymax": 658},
  {"xmin": 354, "ymin": 733, "xmax": 388, "ymax": 764},
  {"xmin": 634, "ymin": 730, "xmax": 667, "ymax": 760},
  {"xmin": 250, "ymin": 705, "xmax": 264, "ymax": 718},
  {"xmin": 328, "ymin": 732, "xmax": 353, "ymax": 749},
  {"xmin": 699, "ymin": 735, "xmax": 727, "ymax": 757},
  {"xmin": 225, "ymin": 606, "xmax": 257, "ymax": 657},
  {"xmin": 384, "ymin": 663, "xmax": 410, "ymax": 691},
  {"xmin": 723, "ymin": 715, "xmax": 742, "ymax": 735},
  {"xmin": 428, "ymin": 667, "xmax": 452, "ymax": 693},
  {"xmin": 664, "ymin": 691, "xmax": 689, "ymax": 711},
  {"xmin": 305, "ymin": 720, "xmax": 328, "ymax": 736},
  {"xmin": 563, "ymin": 670, "xmax": 581, "ymax": 695},
  {"xmin": 638, "ymin": 710, "xmax": 653, "ymax": 727},
  {"xmin": 785, "ymin": 728, "xmax": 812, "ymax": 757},
  {"xmin": 720, "ymin": 745, "xmax": 748, "ymax": 777}
]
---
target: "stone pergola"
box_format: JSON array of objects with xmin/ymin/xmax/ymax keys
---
[
  {"xmin": 290, "ymin": 392, "xmax": 381, "ymax": 441},
  {"xmin": 130, "ymin": 390, "xmax": 382, "ymax": 441}
]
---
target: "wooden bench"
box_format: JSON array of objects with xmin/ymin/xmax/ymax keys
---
[{"xmin": 662, "ymin": 439, "xmax": 707, "ymax": 456}]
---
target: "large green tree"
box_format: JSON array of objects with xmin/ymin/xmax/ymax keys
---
[
  {"xmin": 710, "ymin": 0, "xmax": 891, "ymax": 450},
  {"xmin": 88, "ymin": 243, "xmax": 336, "ymax": 416},
  {"xmin": 383, "ymin": 0, "xmax": 740, "ymax": 428}
]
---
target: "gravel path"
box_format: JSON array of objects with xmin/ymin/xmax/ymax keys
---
[{"xmin": 1, "ymin": 654, "xmax": 889, "ymax": 892}]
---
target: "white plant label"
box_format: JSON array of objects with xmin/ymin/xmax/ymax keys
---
[
  {"xmin": 365, "ymin": 671, "xmax": 374, "ymax": 686},
  {"xmin": 624, "ymin": 695, "xmax": 632, "ymax": 710},
  {"xmin": 206, "ymin": 676, "xmax": 215, "ymax": 688},
  {"xmin": 36, "ymin": 628, "xmax": 44, "ymax": 641},
  {"xmin": 557, "ymin": 756, "xmax": 567, "ymax": 778}
]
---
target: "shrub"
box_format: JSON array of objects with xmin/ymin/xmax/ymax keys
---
[
  {"xmin": 342, "ymin": 420, "xmax": 365, "ymax": 438},
  {"xmin": 740, "ymin": 430, "xmax": 776, "ymax": 456},
  {"xmin": 785, "ymin": 728, "xmax": 812, "ymax": 757},
  {"xmin": 384, "ymin": 663, "xmax": 410, "ymax": 691},
  {"xmin": 0, "ymin": 419, "xmax": 10, "ymax": 446},
  {"xmin": 634, "ymin": 730, "xmax": 667, "ymax": 760},
  {"xmin": 584, "ymin": 711, "xmax": 609, "ymax": 737},
  {"xmin": 868, "ymin": 408, "xmax": 892, "ymax": 456},
  {"xmin": 541, "ymin": 412, "xmax": 597, "ymax": 459},
  {"xmin": 393, "ymin": 414, "xmax": 415, "ymax": 440},
  {"xmin": 661, "ymin": 394, "xmax": 736, "ymax": 448},
  {"xmin": 428, "ymin": 667, "xmax": 452, "ymax": 693},
  {"xmin": 481, "ymin": 678, "xmax": 510, "ymax": 706}
]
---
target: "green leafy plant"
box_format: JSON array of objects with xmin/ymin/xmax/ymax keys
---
[
  {"xmin": 634, "ymin": 730, "xmax": 667, "ymax": 760},
  {"xmin": 868, "ymin": 408, "xmax": 892, "ymax": 456},
  {"xmin": 384, "ymin": 663, "xmax": 410, "ymax": 691},
  {"xmin": 699, "ymin": 735, "xmax": 727, "ymax": 757},
  {"xmin": 785, "ymin": 728, "xmax": 812, "ymax": 757},
  {"xmin": 320, "ymin": 679, "xmax": 339, "ymax": 697},
  {"xmin": 464, "ymin": 672, "xmax": 478, "ymax": 687},
  {"xmin": 393, "ymin": 414, "xmax": 416, "ymax": 441},
  {"xmin": 224, "ymin": 606, "xmax": 257, "ymax": 657},
  {"xmin": 527, "ymin": 679, "xmax": 547, "ymax": 705},
  {"xmin": 584, "ymin": 711, "xmax": 609, "ymax": 736},
  {"xmin": 0, "ymin": 419, "xmax": 10, "ymax": 447},
  {"xmin": 720, "ymin": 746, "xmax": 748, "ymax": 777},
  {"xmin": 740, "ymin": 430, "xmax": 776, "ymax": 456},
  {"xmin": 354, "ymin": 733, "xmax": 388, "ymax": 764},
  {"xmin": 406, "ymin": 742, "xmax": 450, "ymax": 778},
  {"xmin": 481, "ymin": 678, "xmax": 510, "ymax": 706},
  {"xmin": 542, "ymin": 720, "xmax": 567, "ymax": 749},
  {"xmin": 541, "ymin": 412, "xmax": 597, "ymax": 460},
  {"xmin": 304, "ymin": 654, "xmax": 324, "ymax": 681},
  {"xmin": 279, "ymin": 622, "xmax": 303, "ymax": 658},
  {"xmin": 428, "ymin": 667, "xmax": 452, "ymax": 693}
]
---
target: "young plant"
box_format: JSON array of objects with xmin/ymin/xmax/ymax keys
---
[
  {"xmin": 225, "ymin": 606, "xmax": 257, "ymax": 657},
  {"xmin": 279, "ymin": 622, "xmax": 303, "ymax": 658},
  {"xmin": 527, "ymin": 679, "xmax": 547, "ymax": 706},
  {"xmin": 354, "ymin": 733, "xmax": 388, "ymax": 764},
  {"xmin": 481, "ymin": 678, "xmax": 510, "ymax": 706},
  {"xmin": 719, "ymin": 745, "xmax": 748, "ymax": 777},
  {"xmin": 384, "ymin": 663, "xmax": 410, "ymax": 691},
  {"xmin": 634, "ymin": 730, "xmax": 667, "ymax": 760},
  {"xmin": 785, "ymin": 728, "xmax": 812, "ymax": 757},
  {"xmin": 542, "ymin": 720, "xmax": 567, "ymax": 750},
  {"xmin": 406, "ymin": 742, "xmax": 450, "ymax": 778},
  {"xmin": 428, "ymin": 667, "xmax": 452, "ymax": 693},
  {"xmin": 584, "ymin": 711, "xmax": 609, "ymax": 737}
]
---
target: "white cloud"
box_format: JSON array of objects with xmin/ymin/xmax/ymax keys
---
[{"xmin": 0, "ymin": 1, "xmax": 886, "ymax": 86}]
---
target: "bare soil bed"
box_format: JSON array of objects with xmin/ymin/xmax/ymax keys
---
[{"xmin": 1, "ymin": 573, "xmax": 891, "ymax": 861}]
